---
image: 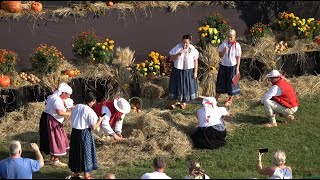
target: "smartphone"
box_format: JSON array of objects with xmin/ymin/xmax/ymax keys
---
[
  {"xmin": 101, "ymin": 113, "xmax": 106, "ymax": 117},
  {"xmin": 259, "ymin": 148, "xmax": 268, "ymax": 153}
]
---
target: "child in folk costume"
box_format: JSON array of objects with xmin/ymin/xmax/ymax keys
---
[
  {"xmin": 68, "ymin": 91, "xmax": 103, "ymax": 179},
  {"xmin": 190, "ymin": 97, "xmax": 229, "ymax": 149},
  {"xmin": 92, "ymin": 97, "xmax": 131, "ymax": 141},
  {"xmin": 39, "ymin": 82, "xmax": 73, "ymax": 166}
]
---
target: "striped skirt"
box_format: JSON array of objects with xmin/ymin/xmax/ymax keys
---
[
  {"xmin": 216, "ymin": 64, "xmax": 240, "ymax": 96},
  {"xmin": 39, "ymin": 111, "xmax": 50, "ymax": 155},
  {"xmin": 168, "ymin": 67, "xmax": 198, "ymax": 102},
  {"xmin": 68, "ymin": 128, "xmax": 99, "ymax": 173},
  {"xmin": 47, "ymin": 115, "xmax": 69, "ymax": 156}
]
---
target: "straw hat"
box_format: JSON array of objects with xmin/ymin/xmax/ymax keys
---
[
  {"xmin": 113, "ymin": 98, "xmax": 131, "ymax": 114},
  {"xmin": 266, "ymin": 70, "xmax": 281, "ymax": 78}
]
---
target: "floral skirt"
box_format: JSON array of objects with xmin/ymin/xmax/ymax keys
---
[
  {"xmin": 68, "ymin": 128, "xmax": 98, "ymax": 173},
  {"xmin": 168, "ymin": 67, "xmax": 198, "ymax": 102}
]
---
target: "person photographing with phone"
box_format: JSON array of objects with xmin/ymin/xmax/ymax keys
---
[
  {"xmin": 257, "ymin": 149, "xmax": 293, "ymax": 179},
  {"xmin": 68, "ymin": 91, "xmax": 104, "ymax": 179}
]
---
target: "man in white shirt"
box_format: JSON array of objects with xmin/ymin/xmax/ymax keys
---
[
  {"xmin": 260, "ymin": 70, "xmax": 299, "ymax": 127},
  {"xmin": 141, "ymin": 157, "xmax": 172, "ymax": 179}
]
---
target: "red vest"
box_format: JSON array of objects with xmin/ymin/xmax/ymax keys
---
[
  {"xmin": 271, "ymin": 78, "xmax": 299, "ymax": 108},
  {"xmin": 92, "ymin": 100, "xmax": 123, "ymax": 128}
]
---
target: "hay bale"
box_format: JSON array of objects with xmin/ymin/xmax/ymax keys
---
[
  {"xmin": 141, "ymin": 82, "xmax": 165, "ymax": 99},
  {"xmin": 113, "ymin": 47, "xmax": 135, "ymax": 68}
]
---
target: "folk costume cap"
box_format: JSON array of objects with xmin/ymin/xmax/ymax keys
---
[
  {"xmin": 113, "ymin": 98, "xmax": 131, "ymax": 114},
  {"xmin": 58, "ymin": 82, "xmax": 72, "ymax": 95},
  {"xmin": 266, "ymin": 70, "xmax": 281, "ymax": 78}
]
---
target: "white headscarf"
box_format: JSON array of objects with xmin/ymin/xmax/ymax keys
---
[
  {"xmin": 202, "ymin": 97, "xmax": 217, "ymax": 119},
  {"xmin": 58, "ymin": 82, "xmax": 72, "ymax": 95}
]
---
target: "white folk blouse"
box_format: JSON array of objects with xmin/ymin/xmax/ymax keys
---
[{"xmin": 169, "ymin": 43, "xmax": 199, "ymax": 70}]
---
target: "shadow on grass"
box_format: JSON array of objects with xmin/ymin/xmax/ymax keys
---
[
  {"xmin": 231, "ymin": 114, "xmax": 269, "ymax": 125},
  {"xmin": 11, "ymin": 131, "xmax": 39, "ymax": 144},
  {"xmin": 33, "ymin": 170, "xmax": 70, "ymax": 179}
]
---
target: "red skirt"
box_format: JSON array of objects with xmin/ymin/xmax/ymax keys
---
[{"xmin": 47, "ymin": 114, "xmax": 69, "ymax": 156}]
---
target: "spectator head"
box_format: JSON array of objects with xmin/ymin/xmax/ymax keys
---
[
  {"xmin": 182, "ymin": 34, "xmax": 192, "ymax": 48},
  {"xmin": 153, "ymin": 156, "xmax": 166, "ymax": 170},
  {"xmin": 188, "ymin": 160, "xmax": 205, "ymax": 179},
  {"xmin": 9, "ymin": 140, "xmax": 22, "ymax": 156},
  {"xmin": 104, "ymin": 173, "xmax": 116, "ymax": 179},
  {"xmin": 272, "ymin": 150, "xmax": 286, "ymax": 166}
]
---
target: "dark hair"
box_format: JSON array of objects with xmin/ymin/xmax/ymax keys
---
[
  {"xmin": 182, "ymin": 34, "xmax": 192, "ymax": 41},
  {"xmin": 153, "ymin": 156, "xmax": 166, "ymax": 169},
  {"xmin": 85, "ymin": 91, "xmax": 96, "ymax": 104}
]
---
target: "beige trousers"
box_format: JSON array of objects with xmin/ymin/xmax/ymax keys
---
[{"xmin": 263, "ymin": 99, "xmax": 298, "ymax": 123}]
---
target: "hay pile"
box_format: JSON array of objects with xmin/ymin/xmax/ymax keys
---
[
  {"xmin": 96, "ymin": 109, "xmax": 194, "ymax": 167},
  {"xmin": 140, "ymin": 81, "xmax": 165, "ymax": 99},
  {"xmin": 198, "ymin": 45, "xmax": 220, "ymax": 97}
]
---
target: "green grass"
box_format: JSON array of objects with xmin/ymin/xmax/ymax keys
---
[{"xmin": 1, "ymin": 95, "xmax": 320, "ymax": 179}]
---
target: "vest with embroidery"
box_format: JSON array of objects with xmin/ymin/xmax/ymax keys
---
[
  {"xmin": 92, "ymin": 100, "xmax": 123, "ymax": 128},
  {"xmin": 271, "ymin": 78, "xmax": 299, "ymax": 108}
]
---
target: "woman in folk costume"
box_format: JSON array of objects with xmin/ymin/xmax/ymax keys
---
[
  {"xmin": 68, "ymin": 91, "xmax": 103, "ymax": 179},
  {"xmin": 92, "ymin": 97, "xmax": 131, "ymax": 141},
  {"xmin": 39, "ymin": 82, "xmax": 73, "ymax": 166},
  {"xmin": 168, "ymin": 34, "xmax": 199, "ymax": 109},
  {"xmin": 190, "ymin": 97, "xmax": 229, "ymax": 149}
]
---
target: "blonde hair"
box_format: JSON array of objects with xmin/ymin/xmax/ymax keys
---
[
  {"xmin": 188, "ymin": 160, "xmax": 205, "ymax": 179},
  {"xmin": 9, "ymin": 140, "xmax": 21, "ymax": 155},
  {"xmin": 229, "ymin": 29, "xmax": 236, "ymax": 36},
  {"xmin": 272, "ymin": 150, "xmax": 286, "ymax": 166}
]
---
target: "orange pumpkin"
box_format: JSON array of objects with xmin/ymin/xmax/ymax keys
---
[
  {"xmin": 65, "ymin": 69, "xmax": 76, "ymax": 77},
  {"xmin": 30, "ymin": 2, "xmax": 42, "ymax": 12},
  {"xmin": 107, "ymin": 1, "xmax": 114, "ymax": 6},
  {"xmin": 0, "ymin": 75, "xmax": 11, "ymax": 87},
  {"xmin": 0, "ymin": 1, "xmax": 22, "ymax": 13}
]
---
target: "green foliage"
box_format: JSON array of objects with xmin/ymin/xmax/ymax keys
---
[
  {"xmin": 30, "ymin": 44, "xmax": 65, "ymax": 74},
  {"xmin": 247, "ymin": 22, "xmax": 273, "ymax": 44},
  {"xmin": 72, "ymin": 29, "xmax": 101, "ymax": 61},
  {"xmin": 197, "ymin": 12, "xmax": 231, "ymax": 49},
  {"xmin": 0, "ymin": 49, "xmax": 18, "ymax": 74},
  {"xmin": 90, "ymin": 38, "xmax": 115, "ymax": 64}
]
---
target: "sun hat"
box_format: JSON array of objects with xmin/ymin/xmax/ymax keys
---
[
  {"xmin": 266, "ymin": 70, "xmax": 281, "ymax": 78},
  {"xmin": 202, "ymin": 97, "xmax": 217, "ymax": 108},
  {"xmin": 113, "ymin": 98, "xmax": 131, "ymax": 114}
]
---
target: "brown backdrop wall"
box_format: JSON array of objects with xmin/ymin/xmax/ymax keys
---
[{"xmin": 0, "ymin": 1, "xmax": 319, "ymax": 69}]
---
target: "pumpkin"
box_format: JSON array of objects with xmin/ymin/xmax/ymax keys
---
[
  {"xmin": 107, "ymin": 1, "xmax": 114, "ymax": 6},
  {"xmin": 0, "ymin": 75, "xmax": 11, "ymax": 87},
  {"xmin": 65, "ymin": 69, "xmax": 76, "ymax": 77},
  {"xmin": 0, "ymin": 1, "xmax": 22, "ymax": 13},
  {"xmin": 30, "ymin": 2, "xmax": 42, "ymax": 12}
]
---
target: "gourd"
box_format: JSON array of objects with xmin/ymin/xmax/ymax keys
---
[
  {"xmin": 0, "ymin": 1, "xmax": 22, "ymax": 13},
  {"xmin": 0, "ymin": 75, "xmax": 11, "ymax": 87},
  {"xmin": 30, "ymin": 2, "xmax": 42, "ymax": 12}
]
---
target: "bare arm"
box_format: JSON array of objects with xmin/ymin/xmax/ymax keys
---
[
  {"xmin": 90, "ymin": 116, "xmax": 103, "ymax": 131},
  {"xmin": 257, "ymin": 152, "xmax": 274, "ymax": 176},
  {"xmin": 30, "ymin": 143, "xmax": 44, "ymax": 168},
  {"xmin": 194, "ymin": 59, "xmax": 198, "ymax": 79},
  {"xmin": 169, "ymin": 51, "xmax": 182, "ymax": 62},
  {"xmin": 236, "ymin": 56, "xmax": 241, "ymax": 74}
]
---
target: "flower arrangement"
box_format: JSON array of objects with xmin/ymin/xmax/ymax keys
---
[
  {"xmin": 90, "ymin": 38, "xmax": 115, "ymax": 64},
  {"xmin": 275, "ymin": 12, "xmax": 319, "ymax": 39},
  {"xmin": 30, "ymin": 44, "xmax": 66, "ymax": 74},
  {"xmin": 198, "ymin": 12, "xmax": 231, "ymax": 49},
  {"xmin": 0, "ymin": 49, "xmax": 18, "ymax": 74},
  {"xmin": 134, "ymin": 51, "xmax": 166, "ymax": 78},
  {"xmin": 72, "ymin": 29, "xmax": 102, "ymax": 60},
  {"xmin": 247, "ymin": 22, "xmax": 273, "ymax": 44}
]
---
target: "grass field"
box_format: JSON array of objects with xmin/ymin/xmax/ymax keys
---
[{"xmin": 0, "ymin": 94, "xmax": 320, "ymax": 179}]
